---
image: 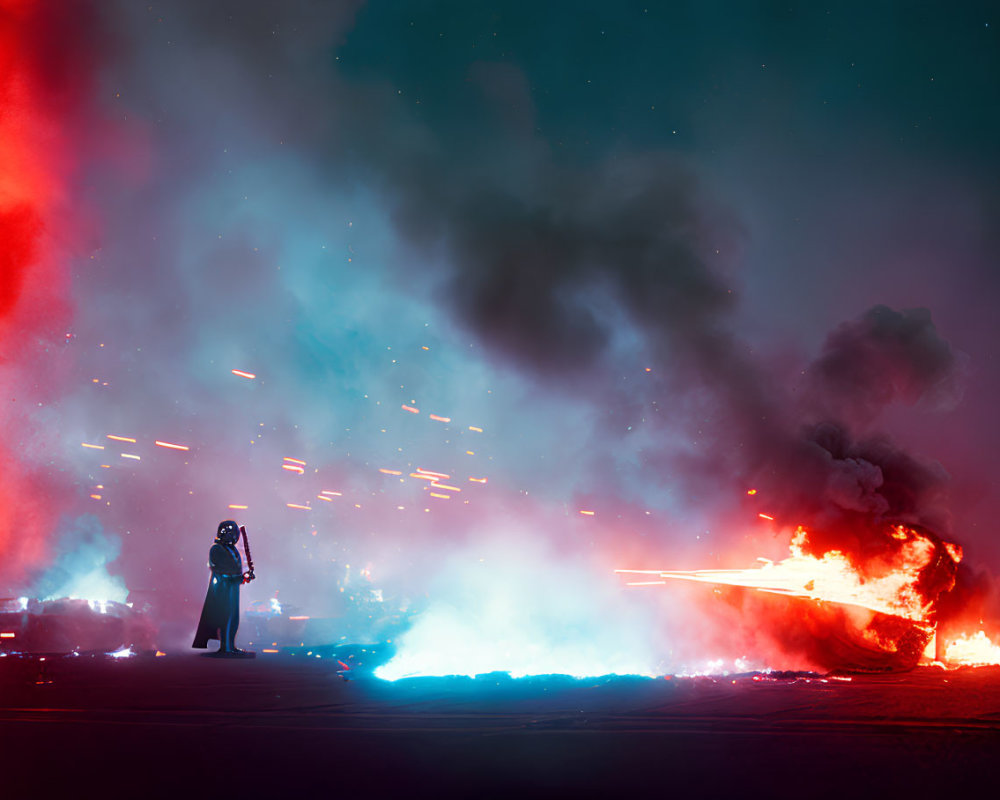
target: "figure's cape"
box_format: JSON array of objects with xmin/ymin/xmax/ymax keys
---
[{"xmin": 192, "ymin": 543, "xmax": 242, "ymax": 648}]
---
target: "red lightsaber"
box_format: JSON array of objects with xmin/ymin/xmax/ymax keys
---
[{"xmin": 239, "ymin": 525, "xmax": 256, "ymax": 583}]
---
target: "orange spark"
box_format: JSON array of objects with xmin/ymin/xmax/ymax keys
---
[
  {"xmin": 316, "ymin": 495, "xmax": 332, "ymax": 502},
  {"xmin": 415, "ymin": 468, "xmax": 450, "ymax": 479},
  {"xmin": 430, "ymin": 482, "xmax": 461, "ymax": 492},
  {"xmin": 429, "ymin": 492, "xmax": 450, "ymax": 499},
  {"xmin": 286, "ymin": 503, "xmax": 311, "ymax": 511},
  {"xmin": 288, "ymin": 615, "xmax": 310, "ymax": 621},
  {"xmin": 121, "ymin": 453, "xmax": 141, "ymax": 461},
  {"xmin": 379, "ymin": 468, "xmax": 403, "ymax": 475},
  {"xmin": 231, "ymin": 369, "xmax": 256, "ymax": 379},
  {"xmin": 429, "ymin": 414, "xmax": 451, "ymax": 423},
  {"xmin": 320, "ymin": 490, "xmax": 342, "ymax": 496},
  {"xmin": 579, "ymin": 510, "xmax": 595, "ymax": 516},
  {"xmin": 81, "ymin": 443, "xmax": 105, "ymax": 450},
  {"xmin": 228, "ymin": 504, "xmax": 248, "ymax": 510},
  {"xmin": 758, "ymin": 513, "xmax": 774, "ymax": 521},
  {"xmin": 747, "ymin": 489, "xmax": 757, "ymax": 495},
  {"xmin": 401, "ymin": 404, "xmax": 420, "ymax": 414},
  {"xmin": 282, "ymin": 465, "xmax": 305, "ymax": 474},
  {"xmin": 468, "ymin": 426, "xmax": 483, "ymax": 433},
  {"xmin": 469, "ymin": 477, "xmax": 488, "ymax": 484},
  {"xmin": 107, "ymin": 435, "xmax": 137, "ymax": 443},
  {"xmin": 155, "ymin": 651, "xmax": 166, "ymax": 657},
  {"xmin": 89, "ymin": 494, "xmax": 102, "ymax": 500},
  {"xmin": 155, "ymin": 440, "xmax": 190, "ymax": 451},
  {"xmin": 262, "ymin": 649, "xmax": 279, "ymax": 654},
  {"xmin": 283, "ymin": 457, "xmax": 306, "ymax": 465}
]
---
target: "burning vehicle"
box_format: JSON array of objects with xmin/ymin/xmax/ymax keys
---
[{"xmin": 619, "ymin": 521, "xmax": 963, "ymax": 673}]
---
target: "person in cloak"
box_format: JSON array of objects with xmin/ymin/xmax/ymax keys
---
[{"xmin": 192, "ymin": 520, "xmax": 255, "ymax": 657}]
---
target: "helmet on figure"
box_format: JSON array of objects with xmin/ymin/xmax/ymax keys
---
[{"xmin": 216, "ymin": 520, "xmax": 240, "ymax": 545}]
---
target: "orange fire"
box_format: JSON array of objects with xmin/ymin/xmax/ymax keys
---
[
  {"xmin": 620, "ymin": 525, "xmax": 954, "ymax": 623},
  {"xmin": 619, "ymin": 523, "xmax": 963, "ymax": 672}
]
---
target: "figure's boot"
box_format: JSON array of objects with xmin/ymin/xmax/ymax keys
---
[
  {"xmin": 219, "ymin": 647, "xmax": 256, "ymax": 658},
  {"xmin": 220, "ymin": 635, "xmax": 255, "ymax": 658}
]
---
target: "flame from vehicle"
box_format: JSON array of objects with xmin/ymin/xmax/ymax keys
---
[{"xmin": 618, "ymin": 525, "xmax": 959, "ymax": 624}]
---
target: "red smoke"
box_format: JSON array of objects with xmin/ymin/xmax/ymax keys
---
[{"xmin": 0, "ymin": 0, "xmax": 97, "ymax": 585}]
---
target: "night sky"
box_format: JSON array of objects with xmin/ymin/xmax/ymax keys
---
[{"xmin": 1, "ymin": 1, "xmax": 998, "ymax": 674}]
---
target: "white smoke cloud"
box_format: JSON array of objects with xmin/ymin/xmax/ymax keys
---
[
  {"xmin": 377, "ymin": 529, "xmax": 665, "ymax": 680},
  {"xmin": 30, "ymin": 514, "xmax": 129, "ymax": 603}
]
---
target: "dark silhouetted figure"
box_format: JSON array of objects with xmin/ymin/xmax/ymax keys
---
[{"xmin": 192, "ymin": 520, "xmax": 255, "ymax": 657}]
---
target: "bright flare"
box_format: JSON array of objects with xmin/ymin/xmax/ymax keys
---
[{"xmin": 944, "ymin": 631, "xmax": 1000, "ymax": 667}]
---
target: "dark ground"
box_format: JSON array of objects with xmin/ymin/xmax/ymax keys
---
[{"xmin": 1, "ymin": 652, "xmax": 998, "ymax": 799}]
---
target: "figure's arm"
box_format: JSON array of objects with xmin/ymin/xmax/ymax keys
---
[{"xmin": 209, "ymin": 545, "xmax": 242, "ymax": 580}]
